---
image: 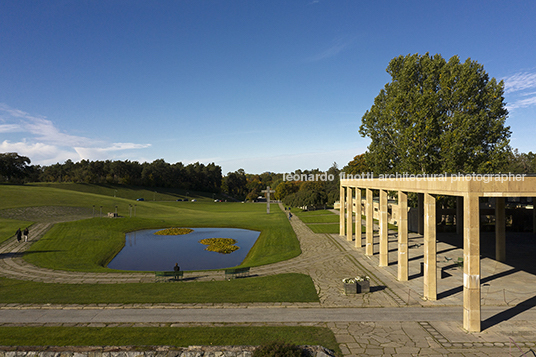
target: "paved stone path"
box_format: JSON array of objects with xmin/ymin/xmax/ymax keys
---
[{"xmin": 1, "ymin": 204, "xmax": 535, "ymax": 356}]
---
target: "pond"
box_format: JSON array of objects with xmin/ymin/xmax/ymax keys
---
[{"xmin": 107, "ymin": 227, "xmax": 260, "ymax": 271}]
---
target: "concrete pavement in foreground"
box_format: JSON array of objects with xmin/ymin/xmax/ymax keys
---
[{"xmin": 1, "ymin": 203, "xmax": 535, "ymax": 356}]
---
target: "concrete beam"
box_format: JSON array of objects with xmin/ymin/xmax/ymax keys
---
[
  {"xmin": 423, "ymin": 193, "xmax": 437, "ymax": 301},
  {"xmin": 398, "ymin": 191, "xmax": 408, "ymax": 282},
  {"xmin": 366, "ymin": 188, "xmax": 374, "ymax": 256}
]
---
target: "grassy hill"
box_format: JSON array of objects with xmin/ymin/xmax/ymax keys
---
[{"xmin": 0, "ymin": 183, "xmax": 300, "ymax": 270}]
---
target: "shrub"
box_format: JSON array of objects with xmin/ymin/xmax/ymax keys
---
[{"xmin": 253, "ymin": 341, "xmax": 303, "ymax": 357}]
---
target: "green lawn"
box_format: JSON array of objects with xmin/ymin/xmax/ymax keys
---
[
  {"xmin": 0, "ymin": 184, "xmax": 299, "ymax": 271},
  {"xmin": 0, "ymin": 217, "xmax": 33, "ymax": 244},
  {"xmin": 297, "ymin": 215, "xmax": 340, "ymax": 223},
  {"xmin": 307, "ymin": 223, "xmax": 366, "ymax": 234},
  {"xmin": 0, "ymin": 183, "xmax": 312, "ymax": 302},
  {"xmin": 23, "ymin": 202, "xmax": 299, "ymax": 271},
  {"xmin": 292, "ymin": 210, "xmax": 365, "ymax": 234},
  {"xmin": 0, "ymin": 273, "xmax": 318, "ymax": 304},
  {"xmin": 307, "ymin": 224, "xmax": 340, "ymax": 234},
  {"xmin": 0, "ymin": 326, "xmax": 342, "ymax": 355},
  {"xmin": 0, "ymin": 184, "xmax": 329, "ymax": 349}
]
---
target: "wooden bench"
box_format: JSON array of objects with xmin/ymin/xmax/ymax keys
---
[
  {"xmin": 154, "ymin": 271, "xmax": 183, "ymax": 282},
  {"xmin": 224, "ymin": 267, "xmax": 250, "ymax": 280}
]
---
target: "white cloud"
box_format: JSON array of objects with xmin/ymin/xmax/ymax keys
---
[
  {"xmin": 0, "ymin": 124, "xmax": 22, "ymax": 133},
  {"xmin": 503, "ymin": 72, "xmax": 536, "ymax": 93},
  {"xmin": 0, "ymin": 103, "xmax": 151, "ymax": 165},
  {"xmin": 0, "ymin": 140, "xmax": 77, "ymax": 165},
  {"xmin": 74, "ymin": 143, "xmax": 151, "ymax": 161},
  {"xmin": 507, "ymin": 96, "xmax": 536, "ymax": 110},
  {"xmin": 502, "ymin": 71, "xmax": 536, "ymax": 111}
]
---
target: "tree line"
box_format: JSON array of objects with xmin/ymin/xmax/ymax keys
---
[
  {"xmin": 0, "ymin": 152, "xmax": 343, "ymax": 207},
  {"xmin": 0, "ymin": 153, "xmax": 221, "ymax": 193}
]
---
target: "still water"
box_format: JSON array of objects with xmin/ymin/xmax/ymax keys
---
[{"xmin": 107, "ymin": 227, "xmax": 260, "ymax": 271}]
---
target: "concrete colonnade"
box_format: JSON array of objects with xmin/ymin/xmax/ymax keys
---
[{"xmin": 339, "ymin": 176, "xmax": 536, "ymax": 333}]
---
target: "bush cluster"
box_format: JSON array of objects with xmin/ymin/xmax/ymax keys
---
[{"xmin": 253, "ymin": 342, "xmax": 303, "ymax": 357}]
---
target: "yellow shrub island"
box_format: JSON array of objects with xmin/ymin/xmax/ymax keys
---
[
  {"xmin": 199, "ymin": 238, "xmax": 240, "ymax": 254},
  {"xmin": 154, "ymin": 228, "xmax": 194, "ymax": 235}
]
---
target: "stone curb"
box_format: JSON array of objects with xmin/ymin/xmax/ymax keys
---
[{"xmin": 0, "ymin": 345, "xmax": 335, "ymax": 357}]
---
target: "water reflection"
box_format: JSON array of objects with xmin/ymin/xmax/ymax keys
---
[{"xmin": 108, "ymin": 227, "xmax": 260, "ymax": 271}]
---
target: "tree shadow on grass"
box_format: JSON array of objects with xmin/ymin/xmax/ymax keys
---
[{"xmin": 0, "ymin": 250, "xmax": 64, "ymax": 260}]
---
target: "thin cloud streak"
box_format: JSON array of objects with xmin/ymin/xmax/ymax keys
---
[
  {"xmin": 502, "ymin": 71, "xmax": 536, "ymax": 110},
  {"xmin": 503, "ymin": 71, "xmax": 536, "ymax": 93},
  {"xmin": 507, "ymin": 96, "xmax": 536, "ymax": 110},
  {"xmin": 307, "ymin": 38, "xmax": 352, "ymax": 62}
]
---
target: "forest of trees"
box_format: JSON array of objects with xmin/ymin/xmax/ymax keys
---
[
  {"xmin": 0, "ymin": 153, "xmax": 221, "ymax": 193},
  {"xmin": 0, "ymin": 152, "xmax": 343, "ymax": 208}
]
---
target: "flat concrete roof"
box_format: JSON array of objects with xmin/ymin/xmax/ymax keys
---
[{"xmin": 341, "ymin": 175, "xmax": 536, "ymax": 197}]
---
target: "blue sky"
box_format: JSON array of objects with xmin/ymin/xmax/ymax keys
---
[{"xmin": 1, "ymin": 1, "xmax": 535, "ymax": 175}]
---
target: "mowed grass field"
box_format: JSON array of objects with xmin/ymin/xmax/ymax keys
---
[
  {"xmin": 0, "ymin": 183, "xmax": 317, "ymax": 304},
  {"xmin": 0, "ymin": 325, "xmax": 342, "ymax": 355},
  {"xmin": 0, "ymin": 183, "xmax": 300, "ymax": 270},
  {"xmin": 0, "ymin": 183, "xmax": 336, "ymax": 349}
]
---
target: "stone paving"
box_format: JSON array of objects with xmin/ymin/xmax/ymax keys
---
[{"xmin": 1, "ymin": 204, "xmax": 536, "ymax": 356}]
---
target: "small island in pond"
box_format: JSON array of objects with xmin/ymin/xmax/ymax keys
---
[
  {"xmin": 154, "ymin": 228, "xmax": 194, "ymax": 235},
  {"xmin": 199, "ymin": 238, "xmax": 240, "ymax": 254}
]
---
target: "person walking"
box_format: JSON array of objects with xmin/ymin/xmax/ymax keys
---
[
  {"xmin": 16, "ymin": 228, "xmax": 22, "ymax": 243},
  {"xmin": 23, "ymin": 227, "xmax": 29, "ymax": 242}
]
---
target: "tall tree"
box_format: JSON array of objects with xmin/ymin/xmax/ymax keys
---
[{"xmin": 359, "ymin": 53, "xmax": 511, "ymax": 175}]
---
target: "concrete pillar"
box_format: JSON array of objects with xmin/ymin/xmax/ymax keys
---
[
  {"xmin": 456, "ymin": 196, "xmax": 464, "ymax": 235},
  {"xmin": 366, "ymin": 188, "xmax": 374, "ymax": 256},
  {"xmin": 346, "ymin": 187, "xmax": 353, "ymax": 242},
  {"xmin": 418, "ymin": 193, "xmax": 424, "ymax": 235},
  {"xmin": 339, "ymin": 186, "xmax": 345, "ymax": 236},
  {"xmin": 355, "ymin": 188, "xmax": 362, "ymax": 248},
  {"xmin": 495, "ymin": 197, "xmax": 506, "ymax": 262},
  {"xmin": 423, "ymin": 193, "xmax": 437, "ymax": 301},
  {"xmin": 533, "ymin": 197, "xmax": 536, "ymax": 234},
  {"xmin": 379, "ymin": 189, "xmax": 388, "ymax": 266},
  {"xmin": 398, "ymin": 191, "xmax": 408, "ymax": 281},
  {"xmin": 463, "ymin": 194, "xmax": 481, "ymax": 332}
]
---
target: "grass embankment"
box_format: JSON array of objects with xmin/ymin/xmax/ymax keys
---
[
  {"xmin": 0, "ymin": 326, "xmax": 342, "ymax": 355},
  {"xmin": 0, "ymin": 273, "xmax": 318, "ymax": 304}
]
